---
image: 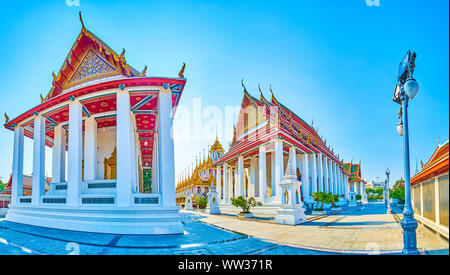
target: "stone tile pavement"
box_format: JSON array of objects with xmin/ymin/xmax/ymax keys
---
[
  {"xmin": 0, "ymin": 202, "xmax": 447, "ymax": 255},
  {"xmin": 194, "ymin": 202, "xmax": 449, "ymax": 255}
]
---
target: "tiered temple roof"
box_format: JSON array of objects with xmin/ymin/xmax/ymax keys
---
[
  {"xmin": 411, "ymin": 140, "xmax": 449, "ymax": 186},
  {"xmin": 343, "ymin": 162, "xmax": 366, "ymax": 183},
  {"xmin": 214, "ymin": 84, "xmax": 344, "ymax": 166},
  {"xmin": 43, "ymin": 12, "xmax": 144, "ymax": 101},
  {"xmin": 3, "ymin": 12, "xmax": 186, "ymax": 171}
]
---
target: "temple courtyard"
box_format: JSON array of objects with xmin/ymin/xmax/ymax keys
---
[{"xmin": 0, "ymin": 202, "xmax": 448, "ymax": 255}]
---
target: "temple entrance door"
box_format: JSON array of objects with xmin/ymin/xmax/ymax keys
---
[{"xmin": 104, "ymin": 147, "xmax": 117, "ymax": 180}]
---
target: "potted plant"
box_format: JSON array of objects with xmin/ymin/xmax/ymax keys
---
[
  {"xmin": 231, "ymin": 196, "xmax": 262, "ymax": 218},
  {"xmin": 356, "ymin": 194, "xmax": 362, "ymax": 205},
  {"xmin": 330, "ymin": 194, "xmax": 341, "ymax": 210},
  {"xmin": 312, "ymin": 192, "xmax": 327, "ymax": 215},
  {"xmin": 197, "ymin": 196, "xmax": 208, "ymax": 212}
]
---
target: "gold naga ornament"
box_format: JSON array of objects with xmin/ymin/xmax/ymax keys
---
[
  {"xmin": 4, "ymin": 112, "xmax": 9, "ymax": 124},
  {"xmin": 40, "ymin": 94, "xmax": 45, "ymax": 103},
  {"xmin": 306, "ymin": 133, "xmax": 311, "ymax": 145},
  {"xmin": 178, "ymin": 63, "xmax": 186, "ymax": 78}
]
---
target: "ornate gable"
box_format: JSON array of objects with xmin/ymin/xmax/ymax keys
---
[{"xmin": 65, "ymin": 49, "xmax": 120, "ymax": 89}]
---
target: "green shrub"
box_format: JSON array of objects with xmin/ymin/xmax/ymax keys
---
[
  {"xmin": 390, "ymin": 186, "xmax": 405, "ymax": 203},
  {"xmin": 231, "ymin": 196, "xmax": 262, "ymax": 213},
  {"xmin": 197, "ymin": 196, "xmax": 208, "ymax": 209},
  {"xmin": 356, "ymin": 194, "xmax": 362, "ymax": 202},
  {"xmin": 313, "ymin": 192, "xmax": 337, "ymax": 210}
]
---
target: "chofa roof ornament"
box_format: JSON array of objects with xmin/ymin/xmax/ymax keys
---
[
  {"xmin": 179, "ymin": 63, "xmax": 186, "ymax": 78},
  {"xmin": 79, "ymin": 11, "xmax": 86, "ymax": 31}
]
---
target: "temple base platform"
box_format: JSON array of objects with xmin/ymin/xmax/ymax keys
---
[
  {"xmin": 5, "ymin": 204, "xmax": 184, "ymax": 235},
  {"xmin": 275, "ymin": 207, "xmax": 307, "ymax": 225}
]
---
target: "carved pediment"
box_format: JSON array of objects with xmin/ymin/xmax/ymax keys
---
[{"xmin": 65, "ymin": 49, "xmax": 119, "ymax": 89}]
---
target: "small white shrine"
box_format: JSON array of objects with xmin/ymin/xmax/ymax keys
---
[
  {"xmin": 207, "ymin": 182, "xmax": 221, "ymax": 215},
  {"xmin": 275, "ymin": 147, "xmax": 307, "ymax": 225},
  {"xmin": 185, "ymin": 192, "xmax": 194, "ymax": 211}
]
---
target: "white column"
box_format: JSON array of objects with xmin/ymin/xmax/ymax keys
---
[
  {"xmin": 334, "ymin": 163, "xmax": 338, "ymax": 195},
  {"xmin": 237, "ymin": 156, "xmax": 244, "ymax": 197},
  {"xmin": 331, "ymin": 162, "xmax": 337, "ymax": 195},
  {"xmin": 67, "ymin": 101, "xmax": 83, "ymax": 206},
  {"xmin": 323, "ymin": 157, "xmax": 329, "ymax": 193},
  {"xmin": 274, "ymin": 139, "xmax": 284, "ymax": 203},
  {"xmin": 258, "ymin": 145, "xmax": 267, "ymax": 200},
  {"xmin": 420, "ymin": 182, "xmax": 424, "ymax": 217},
  {"xmin": 344, "ymin": 174, "xmax": 349, "ymax": 199},
  {"xmin": 32, "ymin": 116, "xmax": 46, "ymax": 206},
  {"xmin": 116, "ymin": 89, "xmax": 133, "ymax": 206},
  {"xmin": 229, "ymin": 168, "xmax": 234, "ymax": 199},
  {"xmin": 11, "ymin": 126, "xmax": 24, "ymax": 204},
  {"xmin": 249, "ymin": 157, "xmax": 257, "ymax": 198},
  {"xmin": 223, "ymin": 163, "xmax": 229, "ymax": 203},
  {"xmin": 302, "ymin": 153, "xmax": 310, "ymax": 202},
  {"xmin": 317, "ymin": 153, "xmax": 323, "ymax": 192},
  {"xmin": 216, "ymin": 166, "xmax": 222, "ymax": 201},
  {"xmin": 83, "ymin": 117, "xmax": 97, "ymax": 181},
  {"xmin": 310, "ymin": 154, "xmax": 318, "ymax": 194},
  {"xmin": 52, "ymin": 125, "xmax": 66, "ymax": 183},
  {"xmin": 434, "ymin": 177, "xmax": 440, "ymax": 225},
  {"xmin": 158, "ymin": 87, "xmax": 176, "ymax": 207}
]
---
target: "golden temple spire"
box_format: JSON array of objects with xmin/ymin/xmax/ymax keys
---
[
  {"xmin": 215, "ymin": 125, "xmax": 218, "ymax": 141},
  {"xmin": 79, "ymin": 11, "xmax": 86, "ymax": 31},
  {"xmin": 4, "ymin": 112, "xmax": 9, "ymax": 124},
  {"xmin": 178, "ymin": 63, "xmax": 186, "ymax": 78}
]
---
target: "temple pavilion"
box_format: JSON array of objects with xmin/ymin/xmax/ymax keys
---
[
  {"xmin": 175, "ymin": 138, "xmax": 225, "ymax": 206},
  {"xmin": 2, "ymin": 13, "xmax": 186, "ymax": 234},
  {"xmin": 212, "ymin": 84, "xmax": 366, "ymax": 214},
  {"xmin": 343, "ymin": 161, "xmax": 368, "ymax": 203}
]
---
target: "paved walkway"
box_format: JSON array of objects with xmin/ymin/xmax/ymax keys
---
[
  {"xmin": 194, "ymin": 202, "xmax": 449, "ymax": 255},
  {"xmin": 0, "ymin": 202, "xmax": 447, "ymax": 255},
  {"xmin": 0, "ymin": 215, "xmax": 335, "ymax": 255}
]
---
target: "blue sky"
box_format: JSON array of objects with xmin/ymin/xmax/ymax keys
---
[{"xmin": 0, "ymin": 0, "xmax": 448, "ymax": 186}]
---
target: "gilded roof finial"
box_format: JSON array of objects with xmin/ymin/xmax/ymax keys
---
[
  {"xmin": 141, "ymin": 65, "xmax": 148, "ymax": 77},
  {"xmin": 119, "ymin": 48, "xmax": 126, "ymax": 60},
  {"xmin": 40, "ymin": 94, "xmax": 45, "ymax": 103},
  {"xmin": 241, "ymin": 79, "xmax": 247, "ymax": 93},
  {"xmin": 52, "ymin": 71, "xmax": 57, "ymax": 81},
  {"xmin": 79, "ymin": 11, "xmax": 86, "ymax": 31},
  {"xmin": 269, "ymin": 85, "xmax": 275, "ymax": 98},
  {"xmin": 178, "ymin": 62, "xmax": 186, "ymax": 78},
  {"xmin": 4, "ymin": 112, "xmax": 9, "ymax": 124},
  {"xmin": 258, "ymin": 84, "xmax": 263, "ymax": 97}
]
